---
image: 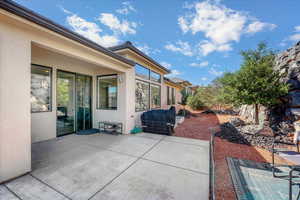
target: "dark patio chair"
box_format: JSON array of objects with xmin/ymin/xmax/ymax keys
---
[{"xmin": 272, "ymin": 134, "xmax": 300, "ymax": 200}]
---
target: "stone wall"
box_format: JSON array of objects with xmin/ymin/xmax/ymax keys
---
[
  {"xmin": 275, "ymin": 41, "xmax": 300, "ymax": 116},
  {"xmin": 239, "ymin": 42, "xmax": 300, "ymax": 128},
  {"xmin": 239, "ymin": 105, "xmax": 266, "ymax": 124}
]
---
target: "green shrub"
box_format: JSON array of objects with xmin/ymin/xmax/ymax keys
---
[{"xmin": 187, "ymin": 94, "xmax": 205, "ymax": 110}]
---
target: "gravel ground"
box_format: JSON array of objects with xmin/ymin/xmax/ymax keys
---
[{"xmin": 174, "ymin": 111, "xmax": 291, "ymax": 200}]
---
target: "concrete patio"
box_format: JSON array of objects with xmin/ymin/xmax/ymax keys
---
[{"xmin": 0, "ymin": 133, "xmax": 209, "ymax": 200}]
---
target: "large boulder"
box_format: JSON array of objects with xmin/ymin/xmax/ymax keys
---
[
  {"xmin": 288, "ymin": 91, "xmax": 300, "ymax": 107},
  {"xmin": 287, "ymin": 79, "xmax": 300, "ymax": 90}
]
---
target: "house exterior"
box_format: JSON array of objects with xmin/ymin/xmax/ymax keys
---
[
  {"xmin": 163, "ymin": 77, "xmax": 184, "ymax": 111},
  {"xmin": 0, "ymin": 0, "xmax": 188, "ymax": 183}
]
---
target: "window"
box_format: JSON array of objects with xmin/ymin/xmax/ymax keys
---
[
  {"xmin": 172, "ymin": 88, "xmax": 176, "ymax": 105},
  {"xmin": 135, "ymin": 64, "xmax": 162, "ymax": 111},
  {"xmin": 31, "ymin": 64, "xmax": 52, "ymax": 112},
  {"xmin": 150, "ymin": 71, "xmax": 161, "ymax": 83},
  {"xmin": 151, "ymin": 84, "xmax": 161, "ymax": 109},
  {"xmin": 167, "ymin": 86, "xmax": 171, "ymax": 105},
  {"xmin": 135, "ymin": 80, "xmax": 150, "ymax": 111},
  {"xmin": 135, "ymin": 64, "xmax": 150, "ymax": 80},
  {"xmin": 97, "ymin": 75, "xmax": 118, "ymax": 110}
]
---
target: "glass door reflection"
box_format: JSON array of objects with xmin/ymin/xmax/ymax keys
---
[
  {"xmin": 56, "ymin": 71, "xmax": 76, "ymax": 136},
  {"xmin": 76, "ymin": 74, "xmax": 92, "ymax": 131}
]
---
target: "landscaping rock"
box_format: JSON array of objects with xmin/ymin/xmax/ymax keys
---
[
  {"xmin": 201, "ymin": 109, "xmax": 238, "ymax": 115},
  {"xmin": 289, "ymin": 91, "xmax": 300, "ymax": 107},
  {"xmin": 216, "ymin": 121, "xmax": 293, "ymax": 150},
  {"xmin": 229, "ymin": 117, "xmax": 245, "ymax": 127}
]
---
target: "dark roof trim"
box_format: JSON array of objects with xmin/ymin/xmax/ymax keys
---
[
  {"xmin": 163, "ymin": 77, "xmax": 183, "ymax": 88},
  {"xmin": 0, "ymin": 0, "xmax": 135, "ymax": 66},
  {"xmin": 109, "ymin": 41, "xmax": 171, "ymax": 73}
]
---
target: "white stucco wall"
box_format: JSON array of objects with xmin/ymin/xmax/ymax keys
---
[
  {"xmin": 31, "ymin": 45, "xmax": 99, "ymax": 143},
  {"xmin": 161, "ymin": 83, "xmax": 183, "ymax": 112},
  {"xmin": 0, "ymin": 9, "xmax": 134, "ymax": 183},
  {"xmin": 31, "ymin": 44, "xmax": 136, "ymax": 142},
  {"xmin": 0, "ymin": 17, "xmax": 31, "ymax": 183}
]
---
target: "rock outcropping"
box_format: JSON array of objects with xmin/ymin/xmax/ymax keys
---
[
  {"xmin": 238, "ymin": 42, "xmax": 300, "ymax": 135},
  {"xmin": 275, "ymin": 41, "xmax": 300, "ymax": 109}
]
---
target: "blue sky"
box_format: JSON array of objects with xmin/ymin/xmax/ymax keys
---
[{"xmin": 14, "ymin": 0, "xmax": 300, "ymax": 85}]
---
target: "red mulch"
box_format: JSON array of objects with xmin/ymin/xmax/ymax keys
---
[{"xmin": 174, "ymin": 112, "xmax": 290, "ymax": 200}]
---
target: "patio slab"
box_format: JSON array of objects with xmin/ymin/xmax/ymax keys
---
[
  {"xmin": 0, "ymin": 185, "xmax": 19, "ymax": 200},
  {"xmin": 5, "ymin": 175, "xmax": 67, "ymax": 200},
  {"xmin": 143, "ymin": 140, "xmax": 209, "ymax": 174},
  {"xmin": 1, "ymin": 133, "xmax": 209, "ymax": 200},
  {"xmin": 90, "ymin": 159, "xmax": 209, "ymax": 200},
  {"xmin": 163, "ymin": 135, "xmax": 210, "ymax": 147},
  {"xmin": 67, "ymin": 134, "xmax": 160, "ymax": 157},
  {"xmin": 134, "ymin": 132, "xmax": 166, "ymax": 140},
  {"xmin": 32, "ymin": 148, "xmax": 137, "ymax": 200}
]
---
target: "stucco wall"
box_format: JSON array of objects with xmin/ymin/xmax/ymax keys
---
[
  {"xmin": 121, "ymin": 52, "xmax": 166, "ymax": 127},
  {"xmin": 0, "ymin": 10, "xmax": 134, "ymax": 183},
  {"xmin": 0, "ymin": 15, "xmax": 32, "ymax": 183},
  {"xmin": 161, "ymin": 83, "xmax": 182, "ymax": 112}
]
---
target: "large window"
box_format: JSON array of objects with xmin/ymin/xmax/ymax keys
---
[
  {"xmin": 135, "ymin": 64, "xmax": 150, "ymax": 80},
  {"xmin": 135, "ymin": 64, "xmax": 162, "ymax": 111},
  {"xmin": 167, "ymin": 86, "xmax": 171, "ymax": 105},
  {"xmin": 172, "ymin": 88, "xmax": 176, "ymax": 105},
  {"xmin": 150, "ymin": 71, "xmax": 161, "ymax": 83},
  {"xmin": 167, "ymin": 86, "xmax": 176, "ymax": 105},
  {"xmin": 135, "ymin": 80, "xmax": 150, "ymax": 111},
  {"xmin": 97, "ymin": 75, "xmax": 118, "ymax": 110},
  {"xmin": 31, "ymin": 64, "xmax": 52, "ymax": 112},
  {"xmin": 151, "ymin": 84, "xmax": 161, "ymax": 108}
]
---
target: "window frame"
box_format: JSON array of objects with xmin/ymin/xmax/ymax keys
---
[
  {"xmin": 134, "ymin": 64, "xmax": 163, "ymax": 112},
  {"xmin": 172, "ymin": 88, "xmax": 176, "ymax": 105},
  {"xmin": 96, "ymin": 74, "xmax": 118, "ymax": 110},
  {"xmin": 135, "ymin": 79, "xmax": 151, "ymax": 112},
  {"xmin": 167, "ymin": 86, "xmax": 171, "ymax": 105},
  {"xmin": 31, "ymin": 64, "xmax": 53, "ymax": 113},
  {"xmin": 150, "ymin": 70, "xmax": 161, "ymax": 83},
  {"xmin": 135, "ymin": 64, "xmax": 150, "ymax": 80},
  {"xmin": 150, "ymin": 83, "xmax": 161, "ymax": 109}
]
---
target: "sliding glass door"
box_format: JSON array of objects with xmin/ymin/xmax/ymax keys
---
[
  {"xmin": 56, "ymin": 71, "xmax": 76, "ymax": 136},
  {"xmin": 76, "ymin": 74, "xmax": 92, "ymax": 131},
  {"xmin": 56, "ymin": 71, "xmax": 92, "ymax": 136}
]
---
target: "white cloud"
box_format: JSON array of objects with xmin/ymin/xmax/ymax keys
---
[
  {"xmin": 289, "ymin": 34, "xmax": 300, "ymax": 42},
  {"xmin": 167, "ymin": 69, "xmax": 182, "ymax": 77},
  {"xmin": 178, "ymin": 16, "xmax": 189, "ymax": 34},
  {"xmin": 66, "ymin": 14, "xmax": 119, "ymax": 47},
  {"xmin": 178, "ymin": 0, "xmax": 276, "ymax": 56},
  {"xmin": 135, "ymin": 43, "xmax": 160, "ymax": 55},
  {"xmin": 201, "ymin": 77, "xmax": 208, "ymax": 81},
  {"xmin": 165, "ymin": 40, "xmax": 193, "ymax": 56},
  {"xmin": 116, "ymin": 1, "xmax": 136, "ymax": 15},
  {"xmin": 160, "ymin": 61, "xmax": 172, "ymax": 69},
  {"xmin": 98, "ymin": 13, "xmax": 137, "ymax": 35},
  {"xmin": 190, "ymin": 61, "xmax": 209, "ymax": 67},
  {"xmin": 246, "ymin": 21, "xmax": 277, "ymax": 34},
  {"xmin": 209, "ymin": 68, "xmax": 223, "ymax": 76},
  {"xmin": 281, "ymin": 26, "xmax": 300, "ymax": 45},
  {"xmin": 295, "ymin": 26, "xmax": 300, "ymax": 32},
  {"xmin": 287, "ymin": 26, "xmax": 300, "ymax": 42},
  {"xmin": 180, "ymin": 1, "xmax": 246, "ymax": 43},
  {"xmin": 198, "ymin": 40, "xmax": 232, "ymax": 56}
]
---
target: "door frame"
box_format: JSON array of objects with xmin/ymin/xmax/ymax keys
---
[
  {"xmin": 56, "ymin": 69, "xmax": 93, "ymax": 137},
  {"xmin": 75, "ymin": 73, "xmax": 93, "ymax": 132}
]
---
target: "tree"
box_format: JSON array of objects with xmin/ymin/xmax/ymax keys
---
[
  {"xmin": 179, "ymin": 89, "xmax": 190, "ymax": 116},
  {"xmin": 212, "ymin": 74, "xmax": 237, "ymax": 109},
  {"xmin": 187, "ymin": 88, "xmax": 205, "ymax": 110},
  {"xmin": 223, "ymin": 42, "xmax": 289, "ymax": 124}
]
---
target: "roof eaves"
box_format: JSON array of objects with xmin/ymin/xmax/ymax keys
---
[
  {"xmin": 0, "ymin": 0, "xmax": 135, "ymax": 66},
  {"xmin": 109, "ymin": 41, "xmax": 171, "ymax": 73}
]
